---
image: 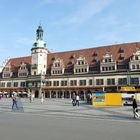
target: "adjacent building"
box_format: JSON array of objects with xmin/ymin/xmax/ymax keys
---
[{"xmin": 0, "ymin": 25, "xmax": 140, "ymax": 99}]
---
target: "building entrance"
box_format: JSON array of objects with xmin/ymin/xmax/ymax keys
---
[{"xmin": 35, "ymin": 90, "xmax": 39, "ymax": 98}]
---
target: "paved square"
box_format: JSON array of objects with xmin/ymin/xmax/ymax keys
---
[{"xmin": 0, "ymin": 98, "xmax": 140, "ymax": 140}]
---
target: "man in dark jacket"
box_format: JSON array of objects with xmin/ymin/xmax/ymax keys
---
[
  {"xmin": 71, "ymin": 93, "xmax": 75, "ymax": 106},
  {"xmin": 132, "ymin": 95, "xmax": 138, "ymax": 118}
]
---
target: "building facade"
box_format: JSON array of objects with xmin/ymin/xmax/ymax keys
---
[{"xmin": 0, "ymin": 25, "xmax": 140, "ymax": 99}]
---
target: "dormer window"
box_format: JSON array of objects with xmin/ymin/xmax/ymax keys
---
[
  {"xmin": 78, "ymin": 60, "xmax": 84, "ymax": 65},
  {"xmin": 70, "ymin": 55, "xmax": 74, "ymax": 59},
  {"xmin": 5, "ymin": 67, "xmax": 9, "ymax": 71},
  {"xmin": 93, "ymin": 51, "xmax": 97, "ymax": 56},
  {"xmin": 135, "ymin": 56, "xmax": 139, "ymax": 60},
  {"xmin": 18, "ymin": 62, "xmax": 28, "ymax": 77},
  {"xmin": 92, "ymin": 59, "xmax": 97, "ymax": 63},
  {"xmin": 51, "ymin": 58, "xmax": 64, "ymax": 75},
  {"xmin": 100, "ymin": 51, "xmax": 116, "ymax": 72},
  {"xmin": 118, "ymin": 48, "xmax": 124, "ymax": 53},
  {"xmin": 130, "ymin": 48, "xmax": 140, "ymax": 71},
  {"xmin": 118, "ymin": 54, "xmax": 124, "ymax": 60},
  {"xmin": 74, "ymin": 56, "xmax": 89, "ymax": 74},
  {"xmin": 104, "ymin": 58, "xmax": 111, "ymax": 63},
  {"xmin": 55, "ymin": 63, "xmax": 60, "ymax": 67},
  {"xmin": 2, "ymin": 62, "xmax": 12, "ymax": 78}
]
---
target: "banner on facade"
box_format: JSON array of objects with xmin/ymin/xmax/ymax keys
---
[
  {"xmin": 120, "ymin": 86, "xmax": 136, "ymax": 92},
  {"xmin": 93, "ymin": 92, "xmax": 105, "ymax": 102}
]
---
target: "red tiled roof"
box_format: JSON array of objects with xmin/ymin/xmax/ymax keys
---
[
  {"xmin": 47, "ymin": 42, "xmax": 140, "ymax": 68},
  {"xmin": 7, "ymin": 56, "xmax": 31, "ymax": 72},
  {"xmin": 3, "ymin": 41, "xmax": 140, "ymax": 73}
]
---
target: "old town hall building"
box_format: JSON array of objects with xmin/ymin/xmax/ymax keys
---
[{"xmin": 0, "ymin": 25, "xmax": 140, "ymax": 99}]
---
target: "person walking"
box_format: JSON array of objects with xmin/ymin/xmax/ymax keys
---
[
  {"xmin": 29, "ymin": 94, "xmax": 32, "ymax": 103},
  {"xmin": 132, "ymin": 95, "xmax": 139, "ymax": 118},
  {"xmin": 76, "ymin": 94, "xmax": 80, "ymax": 106},
  {"xmin": 40, "ymin": 93, "xmax": 44, "ymax": 104},
  {"xmin": 72, "ymin": 93, "xmax": 76, "ymax": 106},
  {"xmin": 12, "ymin": 94, "xmax": 18, "ymax": 110}
]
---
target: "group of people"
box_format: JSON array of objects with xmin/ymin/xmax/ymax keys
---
[{"xmin": 72, "ymin": 94, "xmax": 80, "ymax": 106}]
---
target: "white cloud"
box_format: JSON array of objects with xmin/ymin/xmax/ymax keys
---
[{"xmin": 55, "ymin": 0, "xmax": 113, "ymax": 25}]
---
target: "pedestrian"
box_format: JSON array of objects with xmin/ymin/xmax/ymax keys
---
[
  {"xmin": 40, "ymin": 93, "xmax": 44, "ymax": 104},
  {"xmin": 29, "ymin": 94, "xmax": 32, "ymax": 103},
  {"xmin": 12, "ymin": 94, "xmax": 18, "ymax": 110},
  {"xmin": 76, "ymin": 94, "xmax": 80, "ymax": 106},
  {"xmin": 89, "ymin": 94, "xmax": 92, "ymax": 105},
  {"xmin": 31, "ymin": 94, "xmax": 34, "ymax": 102},
  {"xmin": 132, "ymin": 95, "xmax": 139, "ymax": 118},
  {"xmin": 72, "ymin": 93, "xmax": 76, "ymax": 106}
]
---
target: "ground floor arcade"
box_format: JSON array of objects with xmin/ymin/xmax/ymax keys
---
[{"xmin": 0, "ymin": 86, "xmax": 139, "ymax": 100}]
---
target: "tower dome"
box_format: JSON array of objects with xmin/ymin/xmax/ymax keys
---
[
  {"xmin": 36, "ymin": 25, "xmax": 43, "ymax": 40},
  {"xmin": 32, "ymin": 25, "xmax": 46, "ymax": 48}
]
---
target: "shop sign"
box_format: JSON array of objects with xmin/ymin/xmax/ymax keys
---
[{"xmin": 93, "ymin": 92, "xmax": 105, "ymax": 102}]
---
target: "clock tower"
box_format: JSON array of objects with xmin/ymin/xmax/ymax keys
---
[{"xmin": 31, "ymin": 25, "xmax": 49, "ymax": 75}]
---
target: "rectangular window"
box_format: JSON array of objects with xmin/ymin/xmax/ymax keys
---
[
  {"xmin": 53, "ymin": 81, "xmax": 59, "ymax": 86},
  {"xmin": 79, "ymin": 80, "xmax": 86, "ymax": 86},
  {"xmin": 89, "ymin": 79, "xmax": 93, "ymax": 86},
  {"xmin": 136, "ymin": 65, "xmax": 139, "ymax": 69},
  {"xmin": 132, "ymin": 65, "xmax": 135, "ymax": 69},
  {"xmin": 130, "ymin": 77, "xmax": 139, "ymax": 85},
  {"xmin": 61, "ymin": 81, "xmax": 67, "ymax": 86},
  {"xmin": 109, "ymin": 58, "xmax": 111, "ymax": 62},
  {"xmin": 96, "ymin": 79, "xmax": 104, "ymax": 85},
  {"xmin": 20, "ymin": 82, "xmax": 26, "ymax": 87},
  {"xmin": 32, "ymin": 82, "xmax": 37, "ymax": 87},
  {"xmin": 105, "ymin": 59, "xmax": 108, "ymax": 63},
  {"xmin": 118, "ymin": 78, "xmax": 127, "ymax": 85},
  {"xmin": 107, "ymin": 79, "xmax": 115, "ymax": 85},
  {"xmin": 57, "ymin": 81, "xmax": 59, "ymax": 86},
  {"xmin": 1, "ymin": 82, "xmax": 5, "ymax": 87},
  {"xmin": 7, "ymin": 82, "xmax": 11, "ymax": 87},
  {"xmin": 46, "ymin": 81, "xmax": 52, "ymax": 86},
  {"xmin": 112, "ymin": 66, "xmax": 115, "ymax": 70},
  {"xmin": 19, "ymin": 73, "xmax": 27, "ymax": 77},
  {"xmin": 5, "ymin": 67, "xmax": 9, "ymax": 71},
  {"xmin": 70, "ymin": 80, "xmax": 77, "ymax": 86},
  {"xmin": 4, "ymin": 73, "xmax": 10, "ymax": 78},
  {"xmin": 135, "ymin": 56, "xmax": 139, "ymax": 60},
  {"xmin": 53, "ymin": 81, "xmax": 56, "ymax": 86},
  {"xmin": 13, "ymin": 82, "xmax": 18, "ymax": 87}
]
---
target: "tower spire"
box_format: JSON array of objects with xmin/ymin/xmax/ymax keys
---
[{"xmin": 36, "ymin": 25, "xmax": 43, "ymax": 40}]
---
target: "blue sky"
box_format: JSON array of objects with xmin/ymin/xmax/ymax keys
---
[{"xmin": 0, "ymin": 0, "xmax": 140, "ymax": 64}]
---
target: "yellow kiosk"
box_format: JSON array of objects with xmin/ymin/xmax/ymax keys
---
[{"xmin": 92, "ymin": 92, "xmax": 122, "ymax": 106}]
